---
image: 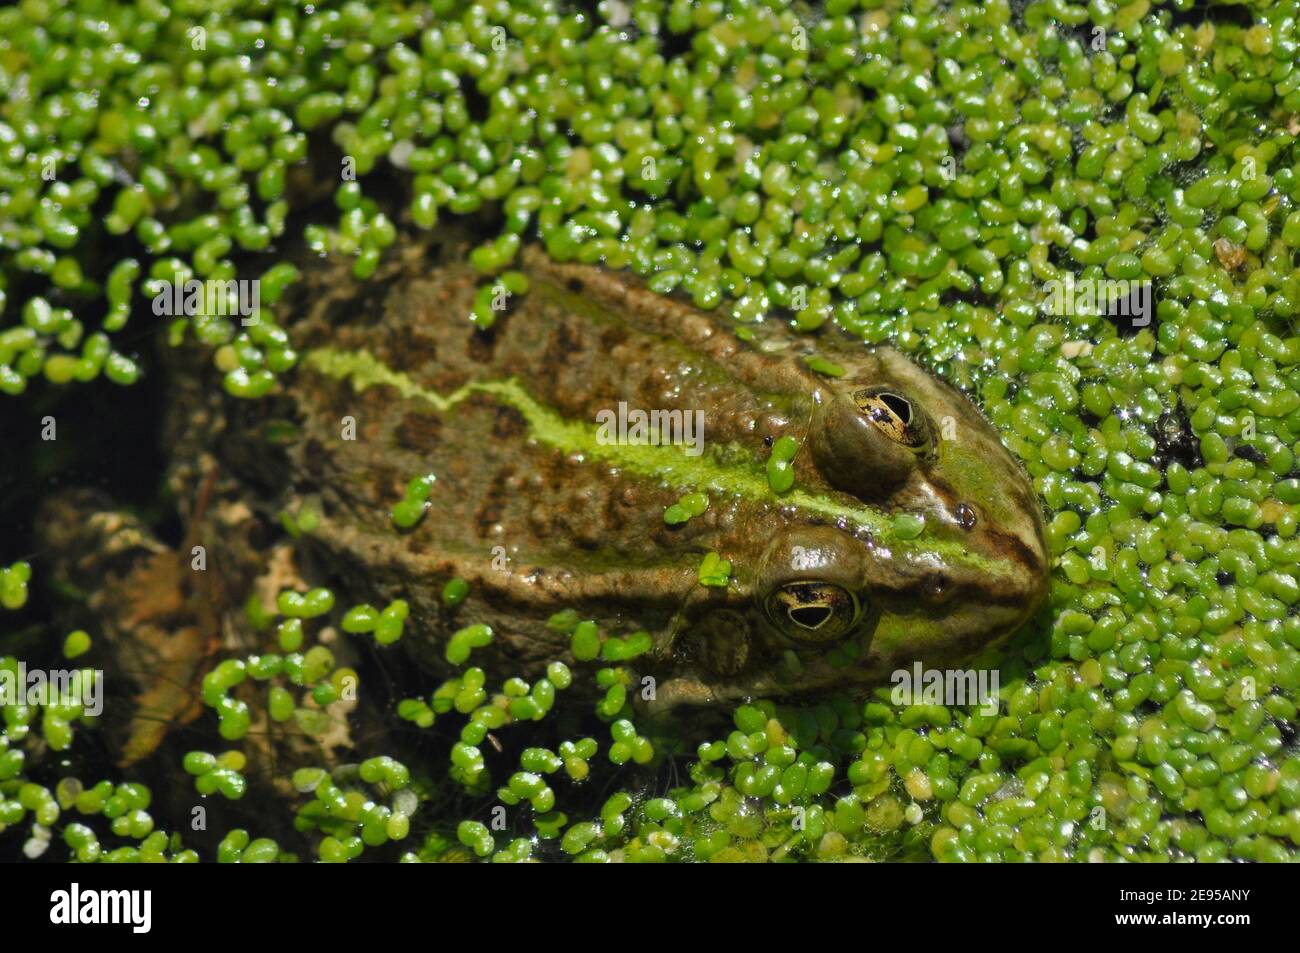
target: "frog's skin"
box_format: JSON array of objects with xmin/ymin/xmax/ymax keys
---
[{"xmin": 168, "ymin": 233, "xmax": 1048, "ymax": 713}]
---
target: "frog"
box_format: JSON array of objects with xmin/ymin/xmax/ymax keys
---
[{"xmin": 137, "ymin": 228, "xmax": 1049, "ymax": 716}]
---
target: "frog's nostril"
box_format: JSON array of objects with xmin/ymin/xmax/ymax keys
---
[{"xmin": 789, "ymin": 605, "xmax": 832, "ymax": 629}]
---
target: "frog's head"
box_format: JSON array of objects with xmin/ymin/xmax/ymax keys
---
[
  {"xmin": 655, "ymin": 347, "xmax": 1048, "ymax": 710},
  {"xmin": 808, "ymin": 347, "xmax": 1044, "ymax": 570}
]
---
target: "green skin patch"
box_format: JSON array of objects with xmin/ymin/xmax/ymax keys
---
[{"xmin": 304, "ymin": 347, "xmax": 1011, "ymax": 581}]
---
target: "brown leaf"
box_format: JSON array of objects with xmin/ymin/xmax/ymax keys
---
[
  {"xmin": 121, "ymin": 552, "xmax": 186, "ymax": 627},
  {"xmin": 117, "ymin": 623, "xmax": 210, "ymax": 768}
]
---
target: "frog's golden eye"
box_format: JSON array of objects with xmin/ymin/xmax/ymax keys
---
[
  {"xmin": 764, "ymin": 582, "xmax": 861, "ymax": 643},
  {"xmin": 852, "ymin": 386, "xmax": 931, "ymax": 451}
]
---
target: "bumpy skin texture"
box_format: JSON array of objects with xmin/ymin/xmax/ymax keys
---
[{"xmin": 166, "ymin": 231, "xmax": 1049, "ymax": 711}]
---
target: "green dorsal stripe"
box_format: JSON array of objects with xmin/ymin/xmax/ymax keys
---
[{"xmin": 303, "ymin": 347, "xmax": 1003, "ymax": 576}]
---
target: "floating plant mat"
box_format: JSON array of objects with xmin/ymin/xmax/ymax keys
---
[{"xmin": 2, "ymin": 0, "xmax": 1300, "ymax": 864}]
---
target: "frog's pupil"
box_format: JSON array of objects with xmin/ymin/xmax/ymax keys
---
[
  {"xmin": 880, "ymin": 393, "xmax": 911, "ymax": 423},
  {"xmin": 789, "ymin": 605, "xmax": 832, "ymax": 629}
]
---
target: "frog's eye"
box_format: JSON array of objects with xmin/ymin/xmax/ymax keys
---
[
  {"xmin": 852, "ymin": 386, "xmax": 931, "ymax": 451},
  {"xmin": 764, "ymin": 582, "xmax": 861, "ymax": 643},
  {"xmin": 809, "ymin": 387, "xmax": 927, "ymax": 500}
]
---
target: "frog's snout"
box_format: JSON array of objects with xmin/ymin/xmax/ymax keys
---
[{"xmin": 978, "ymin": 497, "xmax": 1051, "ymax": 619}]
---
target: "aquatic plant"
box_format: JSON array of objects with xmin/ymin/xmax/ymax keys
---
[{"xmin": 3, "ymin": 0, "xmax": 1300, "ymax": 862}]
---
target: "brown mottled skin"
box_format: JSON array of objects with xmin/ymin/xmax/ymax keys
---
[{"xmin": 164, "ymin": 232, "xmax": 1049, "ymax": 711}]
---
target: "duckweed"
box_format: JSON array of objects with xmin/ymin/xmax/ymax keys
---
[
  {"xmin": 391, "ymin": 474, "xmax": 437, "ymax": 529},
  {"xmin": 441, "ymin": 577, "xmax": 470, "ymax": 607},
  {"xmin": 0, "ymin": 563, "xmax": 31, "ymax": 611},
  {"xmin": 698, "ymin": 551, "xmax": 733, "ymax": 588},
  {"xmin": 767, "ymin": 436, "xmax": 801, "ymax": 494},
  {"xmin": 664, "ymin": 491, "xmax": 710, "ymax": 525},
  {"xmin": 3, "ymin": 0, "xmax": 1300, "ymax": 866},
  {"xmin": 446, "ymin": 624, "xmax": 493, "ymax": 665}
]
